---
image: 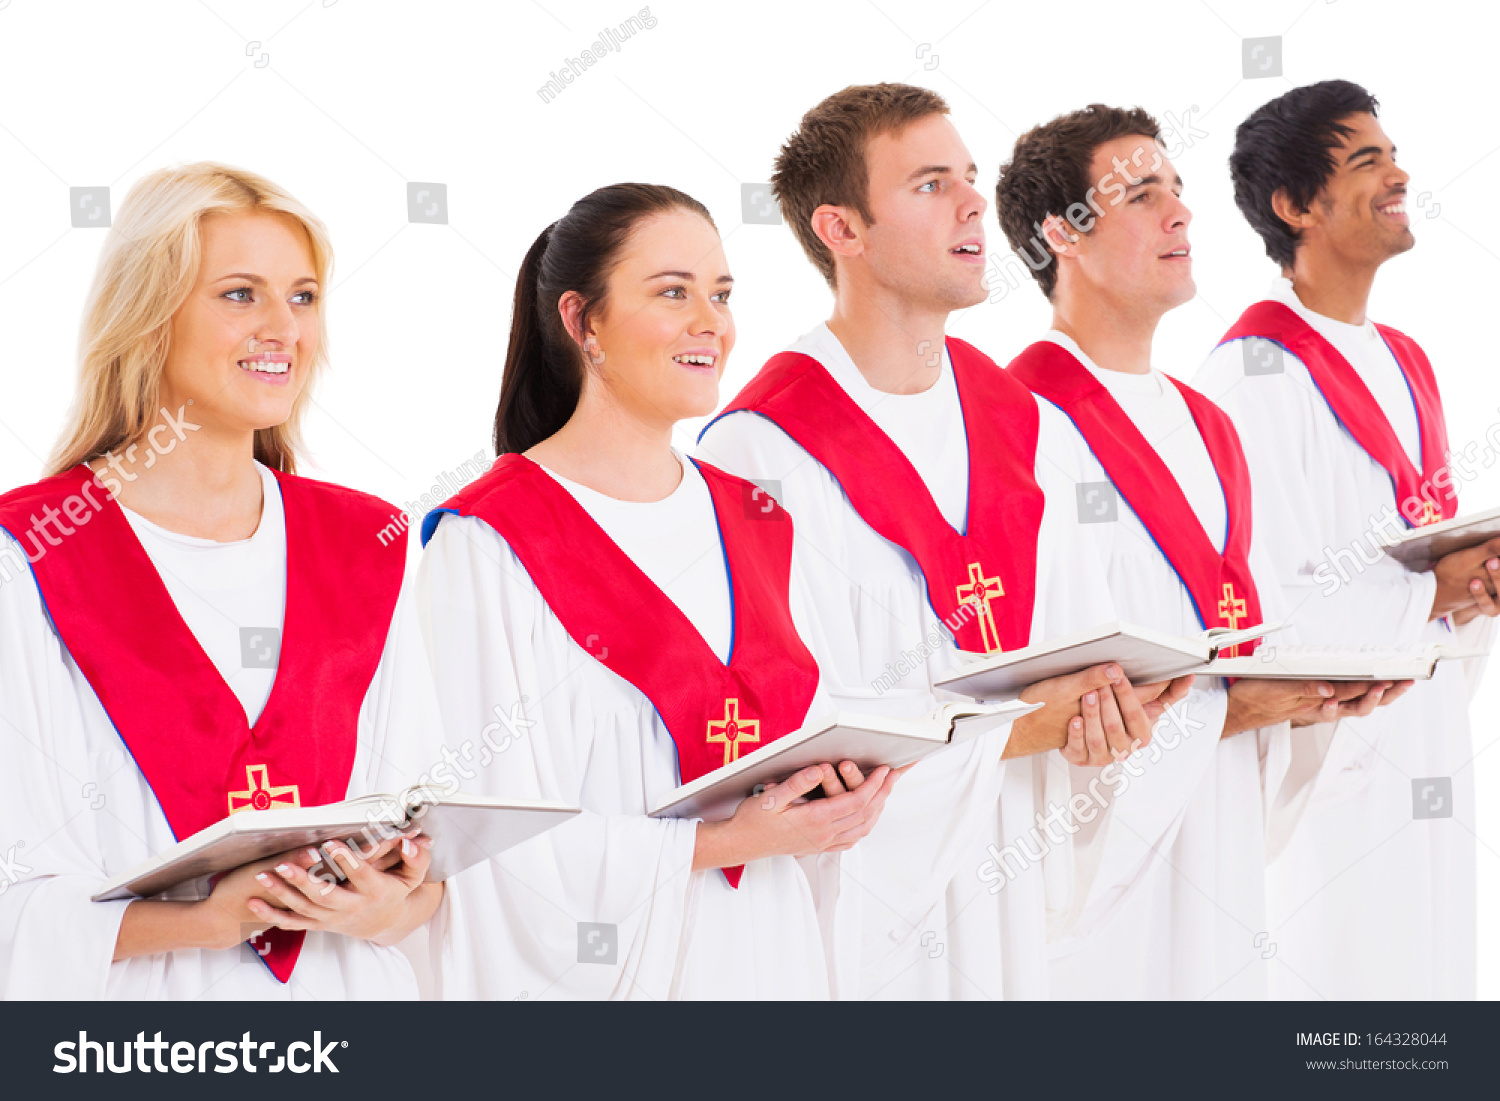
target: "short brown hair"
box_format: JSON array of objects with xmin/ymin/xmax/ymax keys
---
[
  {"xmin": 995, "ymin": 104, "xmax": 1160, "ymax": 299},
  {"xmin": 772, "ymin": 83, "xmax": 949, "ymax": 287}
]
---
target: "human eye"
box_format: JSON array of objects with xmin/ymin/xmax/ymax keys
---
[{"xmin": 222, "ymin": 287, "xmax": 253, "ymax": 303}]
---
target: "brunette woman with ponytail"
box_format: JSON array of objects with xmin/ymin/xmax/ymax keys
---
[{"xmin": 419, "ymin": 184, "xmax": 898, "ymax": 1000}]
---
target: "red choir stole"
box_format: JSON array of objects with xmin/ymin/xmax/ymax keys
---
[
  {"xmin": 0, "ymin": 465, "xmax": 406, "ymax": 983},
  {"xmin": 423, "ymin": 454, "xmax": 820, "ymax": 888},
  {"xmin": 1218, "ymin": 301, "xmax": 1456, "ymax": 528},
  {"xmin": 704, "ymin": 337, "xmax": 1044, "ymax": 655},
  {"xmin": 1009, "ymin": 341, "xmax": 1264, "ymax": 657}
]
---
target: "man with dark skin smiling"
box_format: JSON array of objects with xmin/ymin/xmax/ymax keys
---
[{"xmin": 1197, "ymin": 80, "xmax": 1498, "ymax": 999}]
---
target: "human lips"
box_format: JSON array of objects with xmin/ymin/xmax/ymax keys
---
[
  {"xmin": 1376, "ymin": 196, "xmax": 1410, "ymax": 226},
  {"xmin": 238, "ymin": 352, "xmax": 293, "ymax": 386},
  {"xmin": 671, "ymin": 349, "xmax": 718, "ymax": 371},
  {"xmin": 950, "ymin": 237, "xmax": 984, "ymax": 263}
]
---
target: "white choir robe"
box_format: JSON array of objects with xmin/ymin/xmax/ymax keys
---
[
  {"xmin": 1196, "ymin": 279, "xmax": 1494, "ymax": 1000},
  {"xmin": 1032, "ymin": 333, "xmax": 1291, "ymax": 1001},
  {"xmin": 0, "ymin": 464, "xmax": 444, "ymax": 1000},
  {"xmin": 696, "ymin": 326, "xmax": 1114, "ymax": 1000},
  {"xmin": 419, "ymin": 456, "xmax": 833, "ymax": 1000}
]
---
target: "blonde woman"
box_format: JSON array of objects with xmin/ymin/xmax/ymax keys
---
[{"xmin": 0, "ymin": 163, "xmax": 444, "ymax": 999}]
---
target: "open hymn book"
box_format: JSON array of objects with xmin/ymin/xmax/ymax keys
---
[
  {"xmin": 1204, "ymin": 642, "xmax": 1486, "ymax": 681},
  {"xmin": 935, "ymin": 620, "xmax": 1278, "ymax": 702},
  {"xmin": 649, "ymin": 700, "xmax": 1041, "ymax": 823},
  {"xmin": 1381, "ymin": 504, "xmax": 1500, "ymax": 572},
  {"xmin": 92, "ymin": 788, "xmax": 580, "ymax": 902},
  {"xmin": 935, "ymin": 620, "xmax": 1482, "ymax": 703}
]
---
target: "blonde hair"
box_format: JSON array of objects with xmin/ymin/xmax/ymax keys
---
[{"xmin": 46, "ymin": 162, "xmax": 334, "ymax": 476}]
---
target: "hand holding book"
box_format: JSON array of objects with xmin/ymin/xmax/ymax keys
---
[
  {"xmin": 691, "ymin": 762, "xmax": 901, "ymax": 871},
  {"xmin": 112, "ymin": 827, "xmax": 434, "ymax": 962},
  {"xmin": 1008, "ymin": 662, "xmax": 1195, "ymax": 767},
  {"xmin": 1429, "ymin": 536, "xmax": 1500, "ymax": 620},
  {"xmin": 1222, "ymin": 676, "xmax": 1414, "ymax": 737},
  {"xmin": 245, "ymin": 830, "xmax": 439, "ymax": 948}
]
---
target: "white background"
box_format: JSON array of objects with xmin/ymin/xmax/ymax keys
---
[{"xmin": 2, "ymin": 0, "xmax": 1497, "ymax": 995}]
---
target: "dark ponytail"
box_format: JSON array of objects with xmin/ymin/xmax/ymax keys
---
[
  {"xmin": 495, "ymin": 224, "xmax": 569, "ymax": 456},
  {"xmin": 493, "ymin": 183, "xmax": 715, "ymax": 455}
]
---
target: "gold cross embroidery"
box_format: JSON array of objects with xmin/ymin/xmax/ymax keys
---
[
  {"xmin": 1415, "ymin": 499, "xmax": 1442, "ymax": 526},
  {"xmin": 1216, "ymin": 582, "xmax": 1251, "ymax": 657},
  {"xmin": 227, "ymin": 764, "xmax": 301, "ymax": 815},
  {"xmin": 1217, "ymin": 582, "xmax": 1248, "ymax": 629},
  {"xmin": 705, "ymin": 698, "xmax": 761, "ymax": 767},
  {"xmin": 955, "ymin": 561, "xmax": 1005, "ymax": 654}
]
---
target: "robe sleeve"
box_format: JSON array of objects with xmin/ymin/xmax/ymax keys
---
[
  {"xmin": 1049, "ymin": 685, "xmax": 1231, "ymax": 940},
  {"xmin": 700, "ymin": 410, "xmax": 1018, "ymax": 992},
  {"xmin": 352, "ymin": 578, "xmax": 450, "ymax": 797},
  {"xmin": 1452, "ymin": 612, "xmax": 1496, "ymax": 698},
  {"xmin": 1025, "ymin": 397, "xmax": 1254, "ymax": 941},
  {"xmin": 0, "ymin": 534, "xmax": 132, "ymax": 998},
  {"xmin": 417, "ymin": 513, "xmax": 701, "ymax": 1000},
  {"xmin": 1029, "ymin": 397, "xmax": 1109, "ymax": 931},
  {"xmin": 1029, "ymin": 395, "xmax": 1121, "ymax": 646},
  {"xmin": 1240, "ymin": 535, "xmax": 1342, "ymax": 862},
  {"xmin": 1196, "ymin": 342, "xmax": 1436, "ymax": 648},
  {"xmin": 342, "ymin": 575, "xmax": 452, "ymax": 995},
  {"xmin": 1198, "ymin": 342, "xmax": 1461, "ymax": 855},
  {"xmin": 699, "ymin": 413, "xmax": 860, "ymax": 697},
  {"xmin": 699, "ymin": 410, "xmax": 937, "ymax": 712}
]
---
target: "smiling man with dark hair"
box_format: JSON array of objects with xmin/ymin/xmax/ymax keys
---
[{"xmin": 1196, "ymin": 80, "xmax": 1499, "ymax": 1000}]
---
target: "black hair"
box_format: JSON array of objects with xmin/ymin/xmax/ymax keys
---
[
  {"xmin": 494, "ymin": 183, "xmax": 715, "ymax": 454},
  {"xmin": 1230, "ymin": 79, "xmax": 1381, "ymax": 268}
]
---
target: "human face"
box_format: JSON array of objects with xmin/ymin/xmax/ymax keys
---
[
  {"xmin": 857, "ymin": 113, "xmax": 988, "ymax": 310},
  {"xmin": 1302, "ymin": 112, "xmax": 1413, "ymax": 265},
  {"xmin": 161, "ymin": 210, "xmax": 319, "ymax": 439},
  {"xmin": 584, "ymin": 209, "xmax": 734, "ymax": 429},
  {"xmin": 1069, "ymin": 133, "xmax": 1194, "ymax": 315}
]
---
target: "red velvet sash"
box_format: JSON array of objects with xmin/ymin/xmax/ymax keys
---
[
  {"xmin": 1219, "ymin": 301, "xmax": 1456, "ymax": 527},
  {"xmin": 424, "ymin": 455, "xmax": 820, "ymax": 888},
  {"xmin": 0, "ymin": 465, "xmax": 406, "ymax": 982},
  {"xmin": 705, "ymin": 337, "xmax": 1044, "ymax": 654},
  {"xmin": 1010, "ymin": 341, "xmax": 1263, "ymax": 657}
]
